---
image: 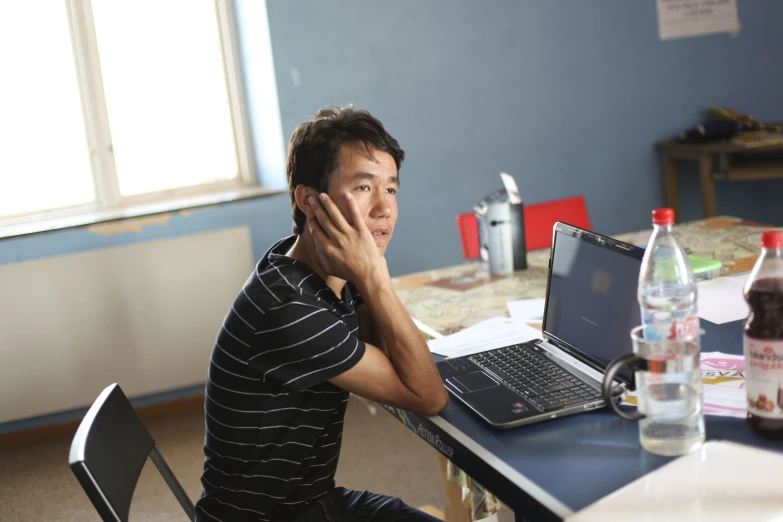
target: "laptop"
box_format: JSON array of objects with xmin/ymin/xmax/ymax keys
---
[{"xmin": 436, "ymin": 222, "xmax": 643, "ymax": 428}]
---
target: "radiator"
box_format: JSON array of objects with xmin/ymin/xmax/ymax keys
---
[{"xmin": 0, "ymin": 226, "xmax": 254, "ymax": 424}]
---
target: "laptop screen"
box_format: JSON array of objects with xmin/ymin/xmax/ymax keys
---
[{"xmin": 542, "ymin": 224, "xmax": 643, "ymax": 375}]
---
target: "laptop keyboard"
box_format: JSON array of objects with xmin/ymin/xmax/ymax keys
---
[{"xmin": 469, "ymin": 343, "xmax": 602, "ymax": 412}]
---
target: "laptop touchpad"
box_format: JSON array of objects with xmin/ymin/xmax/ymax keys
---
[{"xmin": 449, "ymin": 372, "xmax": 499, "ymax": 393}]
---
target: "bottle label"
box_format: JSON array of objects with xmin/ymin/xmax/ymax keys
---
[
  {"xmin": 744, "ymin": 337, "xmax": 783, "ymax": 419},
  {"xmin": 642, "ymin": 316, "xmax": 700, "ymax": 341}
]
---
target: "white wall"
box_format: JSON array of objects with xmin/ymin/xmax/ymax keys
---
[{"xmin": 0, "ymin": 227, "xmax": 253, "ymax": 424}]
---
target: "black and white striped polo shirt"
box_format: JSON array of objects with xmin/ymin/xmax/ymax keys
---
[{"xmin": 195, "ymin": 235, "xmax": 366, "ymax": 522}]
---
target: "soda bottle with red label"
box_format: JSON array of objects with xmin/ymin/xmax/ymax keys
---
[{"xmin": 744, "ymin": 230, "xmax": 783, "ymax": 438}]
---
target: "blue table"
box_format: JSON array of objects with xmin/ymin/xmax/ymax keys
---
[{"xmin": 383, "ymin": 319, "xmax": 780, "ymax": 521}]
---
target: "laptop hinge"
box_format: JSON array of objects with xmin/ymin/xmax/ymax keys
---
[{"xmin": 536, "ymin": 338, "xmax": 620, "ymax": 389}]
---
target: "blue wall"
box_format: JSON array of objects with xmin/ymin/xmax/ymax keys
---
[
  {"xmin": 3, "ymin": 0, "xmax": 783, "ymax": 277},
  {"xmin": 265, "ymin": 0, "xmax": 783, "ymax": 271},
  {"xmin": 2, "ymin": 0, "xmax": 782, "ymax": 433}
]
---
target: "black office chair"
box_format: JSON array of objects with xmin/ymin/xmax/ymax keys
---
[{"xmin": 69, "ymin": 383, "xmax": 196, "ymax": 521}]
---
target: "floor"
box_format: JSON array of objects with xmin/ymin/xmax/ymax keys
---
[{"xmin": 0, "ymin": 396, "xmax": 514, "ymax": 521}]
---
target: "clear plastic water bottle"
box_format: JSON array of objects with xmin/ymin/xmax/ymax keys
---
[{"xmin": 638, "ymin": 208, "xmax": 700, "ymax": 340}]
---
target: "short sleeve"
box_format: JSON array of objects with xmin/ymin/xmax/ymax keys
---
[
  {"xmin": 248, "ymin": 296, "xmax": 366, "ymax": 391},
  {"xmin": 345, "ymin": 282, "xmax": 363, "ymax": 308}
]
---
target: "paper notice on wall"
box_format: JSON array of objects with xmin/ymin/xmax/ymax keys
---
[{"xmin": 657, "ymin": 0, "xmax": 740, "ymax": 41}]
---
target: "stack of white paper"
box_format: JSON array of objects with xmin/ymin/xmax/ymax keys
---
[
  {"xmin": 624, "ymin": 352, "xmax": 747, "ymax": 418},
  {"xmin": 700, "ymin": 351, "xmax": 746, "ymax": 418},
  {"xmin": 427, "ymin": 317, "xmax": 542, "ymax": 359},
  {"xmin": 704, "ymin": 384, "xmax": 747, "ymax": 417}
]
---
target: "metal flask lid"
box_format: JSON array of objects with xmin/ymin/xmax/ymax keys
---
[{"xmin": 474, "ymin": 188, "xmax": 511, "ymax": 216}]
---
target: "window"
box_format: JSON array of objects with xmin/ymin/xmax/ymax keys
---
[{"xmin": 0, "ymin": 0, "xmax": 255, "ymax": 224}]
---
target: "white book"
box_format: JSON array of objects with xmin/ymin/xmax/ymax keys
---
[{"xmin": 567, "ymin": 440, "xmax": 783, "ymax": 521}]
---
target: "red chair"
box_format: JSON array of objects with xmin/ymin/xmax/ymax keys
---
[
  {"xmin": 456, "ymin": 212, "xmax": 481, "ymax": 260},
  {"xmin": 524, "ymin": 195, "xmax": 591, "ymax": 251},
  {"xmin": 456, "ymin": 195, "xmax": 591, "ymax": 259}
]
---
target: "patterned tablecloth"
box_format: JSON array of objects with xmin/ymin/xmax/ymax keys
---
[
  {"xmin": 391, "ymin": 216, "xmax": 779, "ymax": 520},
  {"xmin": 393, "ymin": 216, "xmax": 776, "ymax": 336}
]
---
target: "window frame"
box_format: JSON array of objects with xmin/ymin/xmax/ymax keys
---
[{"xmin": 0, "ymin": 0, "xmax": 259, "ymax": 228}]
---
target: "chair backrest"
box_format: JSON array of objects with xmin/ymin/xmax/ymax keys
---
[
  {"xmin": 69, "ymin": 383, "xmax": 195, "ymax": 522},
  {"xmin": 524, "ymin": 195, "xmax": 591, "ymax": 251},
  {"xmin": 455, "ymin": 195, "xmax": 591, "ymax": 259},
  {"xmin": 456, "ymin": 212, "xmax": 481, "ymax": 260}
]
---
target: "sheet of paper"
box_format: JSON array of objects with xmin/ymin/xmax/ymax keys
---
[
  {"xmin": 703, "ymin": 383, "xmax": 747, "ymax": 418},
  {"xmin": 700, "ymin": 351, "xmax": 744, "ymax": 372},
  {"xmin": 506, "ymin": 298, "xmax": 545, "ymax": 323},
  {"xmin": 427, "ymin": 317, "xmax": 542, "ymax": 358},
  {"xmin": 656, "ymin": 0, "xmax": 740, "ymax": 41},
  {"xmin": 697, "ymin": 275, "xmax": 749, "ymax": 324}
]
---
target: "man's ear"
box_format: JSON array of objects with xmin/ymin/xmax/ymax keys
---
[{"xmin": 294, "ymin": 185, "xmax": 317, "ymax": 218}]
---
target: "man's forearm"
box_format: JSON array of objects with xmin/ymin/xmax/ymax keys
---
[
  {"xmin": 356, "ymin": 273, "xmax": 448, "ymax": 408},
  {"xmin": 358, "ymin": 304, "xmax": 389, "ymax": 355}
]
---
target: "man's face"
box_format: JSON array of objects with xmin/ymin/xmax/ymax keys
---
[{"xmin": 326, "ymin": 143, "xmax": 399, "ymax": 255}]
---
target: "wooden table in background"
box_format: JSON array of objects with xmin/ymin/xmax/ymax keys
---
[{"xmin": 656, "ymin": 139, "xmax": 783, "ymax": 220}]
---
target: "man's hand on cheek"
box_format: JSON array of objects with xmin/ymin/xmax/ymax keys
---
[{"xmin": 307, "ymin": 193, "xmax": 388, "ymax": 284}]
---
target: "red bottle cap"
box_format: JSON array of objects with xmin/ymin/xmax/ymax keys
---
[
  {"xmin": 652, "ymin": 208, "xmax": 674, "ymax": 225},
  {"xmin": 761, "ymin": 231, "xmax": 783, "ymax": 249}
]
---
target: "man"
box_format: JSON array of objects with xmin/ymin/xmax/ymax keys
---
[{"xmin": 195, "ymin": 107, "xmax": 449, "ymax": 522}]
